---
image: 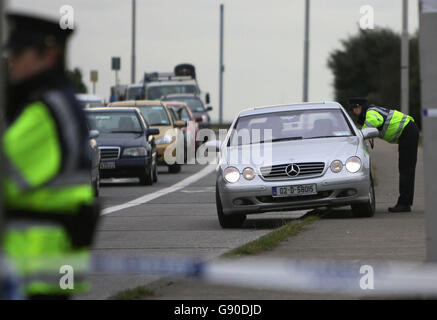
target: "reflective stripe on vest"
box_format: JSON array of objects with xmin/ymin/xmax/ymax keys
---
[
  {"xmin": 365, "ymin": 121, "xmax": 375, "ymax": 128},
  {"xmin": 380, "ymin": 110, "xmax": 412, "ymax": 143},
  {"xmin": 368, "ymin": 106, "xmax": 389, "ymax": 117},
  {"xmin": 4, "ymin": 156, "xmax": 31, "ymax": 191},
  {"xmin": 390, "ymin": 114, "xmax": 408, "ymax": 143},
  {"xmin": 380, "ymin": 110, "xmax": 395, "ymax": 138},
  {"xmin": 6, "ymin": 183, "xmax": 93, "ymax": 213}
]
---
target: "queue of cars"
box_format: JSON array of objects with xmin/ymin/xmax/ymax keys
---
[
  {"xmin": 84, "ymin": 65, "xmax": 213, "ymax": 193},
  {"xmin": 84, "ymin": 96, "xmax": 203, "ymax": 189}
]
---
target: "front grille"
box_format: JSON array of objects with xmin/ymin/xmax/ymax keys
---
[
  {"xmin": 260, "ymin": 162, "xmax": 325, "ymax": 180},
  {"xmin": 99, "ymin": 147, "xmax": 120, "ymax": 160}
]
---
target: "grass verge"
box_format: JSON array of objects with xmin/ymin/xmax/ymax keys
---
[
  {"xmin": 220, "ymin": 215, "xmax": 319, "ymax": 259},
  {"xmin": 108, "ymin": 286, "xmax": 156, "ymax": 300}
]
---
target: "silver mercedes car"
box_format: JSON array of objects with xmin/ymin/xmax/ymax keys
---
[{"xmin": 213, "ymin": 102, "xmax": 380, "ymax": 228}]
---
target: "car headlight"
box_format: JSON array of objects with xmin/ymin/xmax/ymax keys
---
[
  {"xmin": 224, "ymin": 166, "xmax": 240, "ymax": 183},
  {"xmin": 156, "ymin": 135, "xmax": 173, "ymax": 145},
  {"xmin": 122, "ymin": 147, "xmax": 147, "ymax": 157},
  {"xmin": 330, "ymin": 160, "xmax": 343, "ymax": 173},
  {"xmin": 243, "ymin": 167, "xmax": 255, "ymax": 180},
  {"xmin": 345, "ymin": 156, "xmax": 362, "ymax": 173}
]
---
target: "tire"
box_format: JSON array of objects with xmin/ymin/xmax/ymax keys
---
[
  {"xmin": 93, "ymin": 172, "xmax": 100, "ymax": 197},
  {"xmin": 168, "ymin": 163, "xmax": 181, "ymax": 174},
  {"xmin": 139, "ymin": 164, "xmax": 153, "ymax": 185},
  {"xmin": 152, "ymin": 155, "xmax": 158, "ymax": 183},
  {"xmin": 351, "ymin": 174, "xmax": 375, "ymax": 218},
  {"xmin": 216, "ymin": 184, "xmax": 246, "ymax": 228}
]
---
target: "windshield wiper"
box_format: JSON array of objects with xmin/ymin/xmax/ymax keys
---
[
  {"xmin": 110, "ymin": 130, "xmax": 143, "ymax": 134},
  {"xmin": 255, "ymin": 137, "xmax": 303, "ymax": 144},
  {"xmin": 270, "ymin": 137, "xmax": 303, "ymax": 143},
  {"xmin": 306, "ymin": 135, "xmax": 351, "ymax": 139}
]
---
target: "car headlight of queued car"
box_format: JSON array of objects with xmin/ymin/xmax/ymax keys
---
[
  {"xmin": 345, "ymin": 156, "xmax": 362, "ymax": 173},
  {"xmin": 156, "ymin": 135, "xmax": 174, "ymax": 145},
  {"xmin": 122, "ymin": 147, "xmax": 147, "ymax": 157},
  {"xmin": 224, "ymin": 167, "xmax": 240, "ymax": 183},
  {"xmin": 330, "ymin": 160, "xmax": 343, "ymax": 173},
  {"xmin": 242, "ymin": 167, "xmax": 255, "ymax": 180},
  {"xmin": 224, "ymin": 167, "xmax": 256, "ymax": 183}
]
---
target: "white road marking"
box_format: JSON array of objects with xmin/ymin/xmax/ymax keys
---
[
  {"xmin": 101, "ymin": 165, "xmax": 216, "ymax": 215},
  {"xmin": 180, "ymin": 187, "xmax": 215, "ymax": 193}
]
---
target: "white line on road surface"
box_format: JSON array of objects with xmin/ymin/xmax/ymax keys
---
[{"xmin": 101, "ymin": 165, "xmax": 216, "ymax": 215}]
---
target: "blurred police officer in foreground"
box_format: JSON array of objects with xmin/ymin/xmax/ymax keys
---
[
  {"xmin": 2, "ymin": 13, "xmax": 99, "ymax": 299},
  {"xmin": 348, "ymin": 98, "xmax": 419, "ymax": 213}
]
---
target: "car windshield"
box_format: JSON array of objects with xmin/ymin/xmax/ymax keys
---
[
  {"xmin": 114, "ymin": 105, "xmax": 171, "ymax": 126},
  {"xmin": 229, "ymin": 109, "xmax": 354, "ymax": 146},
  {"xmin": 86, "ymin": 112, "xmax": 142, "ymax": 134},
  {"xmin": 127, "ymin": 87, "xmax": 145, "ymax": 100},
  {"xmin": 137, "ymin": 105, "xmax": 171, "ymax": 126},
  {"xmin": 87, "ymin": 102, "xmax": 106, "ymax": 108},
  {"xmin": 164, "ymin": 96, "xmax": 205, "ymax": 112},
  {"xmin": 147, "ymin": 85, "xmax": 197, "ymax": 100}
]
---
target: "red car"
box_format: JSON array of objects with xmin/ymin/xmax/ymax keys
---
[{"xmin": 164, "ymin": 102, "xmax": 201, "ymax": 154}]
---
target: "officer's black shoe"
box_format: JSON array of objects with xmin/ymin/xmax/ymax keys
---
[{"xmin": 388, "ymin": 204, "xmax": 411, "ymax": 213}]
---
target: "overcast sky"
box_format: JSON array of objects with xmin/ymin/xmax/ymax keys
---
[{"xmin": 8, "ymin": 0, "xmax": 419, "ymax": 122}]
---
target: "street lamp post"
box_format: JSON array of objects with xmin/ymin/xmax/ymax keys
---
[
  {"xmin": 401, "ymin": 0, "xmax": 409, "ymax": 115},
  {"xmin": 219, "ymin": 4, "xmax": 224, "ymax": 124},
  {"xmin": 131, "ymin": 0, "xmax": 136, "ymax": 84},
  {"xmin": 303, "ymin": 0, "xmax": 310, "ymax": 102}
]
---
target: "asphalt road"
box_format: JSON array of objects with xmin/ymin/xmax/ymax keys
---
[{"xmin": 78, "ymin": 163, "xmax": 306, "ymax": 299}]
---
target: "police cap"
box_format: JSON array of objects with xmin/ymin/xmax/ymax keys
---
[
  {"xmin": 5, "ymin": 13, "xmax": 73, "ymax": 53},
  {"xmin": 347, "ymin": 97, "xmax": 368, "ymax": 110}
]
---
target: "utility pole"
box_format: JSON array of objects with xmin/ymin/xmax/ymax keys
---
[
  {"xmin": 131, "ymin": 0, "xmax": 136, "ymax": 84},
  {"xmin": 219, "ymin": 4, "xmax": 224, "ymax": 124},
  {"xmin": 401, "ymin": 0, "xmax": 409, "ymax": 114},
  {"xmin": 419, "ymin": 0, "xmax": 437, "ymax": 262},
  {"xmin": 302, "ymin": 0, "xmax": 310, "ymax": 102}
]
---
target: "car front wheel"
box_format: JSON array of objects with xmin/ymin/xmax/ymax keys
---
[
  {"xmin": 152, "ymin": 154, "xmax": 158, "ymax": 183},
  {"xmin": 139, "ymin": 164, "xmax": 153, "ymax": 185},
  {"xmin": 216, "ymin": 184, "xmax": 246, "ymax": 228},
  {"xmin": 351, "ymin": 175, "xmax": 375, "ymax": 218},
  {"xmin": 168, "ymin": 163, "xmax": 181, "ymax": 174}
]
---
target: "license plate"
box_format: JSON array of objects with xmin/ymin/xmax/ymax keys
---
[
  {"xmin": 100, "ymin": 161, "xmax": 115, "ymax": 169},
  {"xmin": 272, "ymin": 184, "xmax": 317, "ymax": 197}
]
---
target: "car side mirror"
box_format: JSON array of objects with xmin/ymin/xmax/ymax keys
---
[
  {"xmin": 204, "ymin": 140, "xmax": 221, "ymax": 152},
  {"xmin": 206, "ymin": 106, "xmax": 213, "ymax": 112},
  {"xmin": 89, "ymin": 130, "xmax": 100, "ymax": 139},
  {"xmin": 205, "ymin": 93, "xmax": 210, "ymax": 104},
  {"xmin": 147, "ymin": 128, "xmax": 160, "ymax": 136},
  {"xmin": 175, "ymin": 120, "xmax": 186, "ymax": 128},
  {"xmin": 361, "ymin": 127, "xmax": 379, "ymax": 139}
]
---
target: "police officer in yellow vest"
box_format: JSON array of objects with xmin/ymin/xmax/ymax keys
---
[
  {"xmin": 348, "ymin": 98, "xmax": 419, "ymax": 213},
  {"xmin": 2, "ymin": 13, "xmax": 99, "ymax": 299}
]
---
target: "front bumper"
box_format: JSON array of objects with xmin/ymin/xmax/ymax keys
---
[
  {"xmin": 99, "ymin": 156, "xmax": 152, "ymax": 179},
  {"xmin": 218, "ymin": 172, "xmax": 370, "ymax": 215},
  {"xmin": 156, "ymin": 143, "xmax": 182, "ymax": 165}
]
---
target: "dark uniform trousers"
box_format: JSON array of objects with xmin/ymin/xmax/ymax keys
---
[{"xmin": 398, "ymin": 121, "xmax": 419, "ymax": 206}]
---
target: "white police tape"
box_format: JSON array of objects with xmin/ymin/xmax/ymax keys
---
[
  {"xmin": 422, "ymin": 109, "xmax": 437, "ymax": 117},
  {"xmin": 88, "ymin": 255, "xmax": 437, "ymax": 297},
  {"xmin": 3, "ymin": 254, "xmax": 437, "ymax": 297}
]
